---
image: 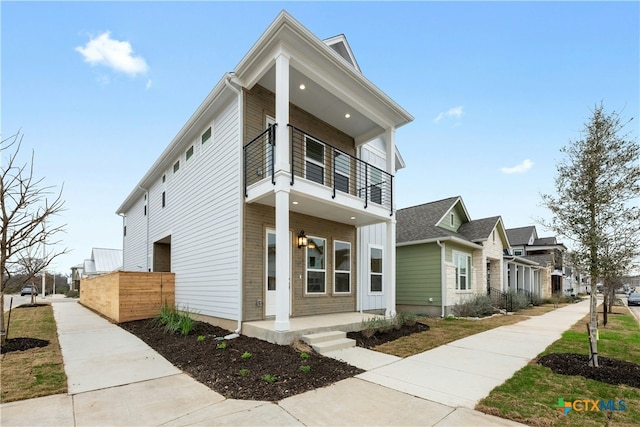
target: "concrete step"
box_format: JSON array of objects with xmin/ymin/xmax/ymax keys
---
[
  {"xmin": 301, "ymin": 330, "xmax": 347, "ymax": 345},
  {"xmin": 301, "ymin": 331, "xmax": 355, "ymax": 354}
]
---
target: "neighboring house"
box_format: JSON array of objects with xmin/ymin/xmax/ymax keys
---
[
  {"xmin": 115, "ymin": 11, "xmax": 413, "ymax": 335},
  {"xmin": 81, "ymin": 248, "xmax": 123, "ymax": 277},
  {"xmin": 505, "ymin": 226, "xmax": 567, "ymax": 298},
  {"xmin": 396, "ymin": 196, "xmax": 509, "ymax": 317},
  {"xmin": 70, "ymin": 264, "xmax": 83, "ymax": 291}
]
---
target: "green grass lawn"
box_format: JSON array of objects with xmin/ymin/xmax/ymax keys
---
[
  {"xmin": 476, "ymin": 307, "xmax": 640, "ymax": 426},
  {"xmin": 1, "ymin": 303, "xmax": 67, "ymax": 403}
]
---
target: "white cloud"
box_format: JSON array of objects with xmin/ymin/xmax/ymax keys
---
[
  {"xmin": 501, "ymin": 159, "xmax": 533, "ymax": 174},
  {"xmin": 434, "ymin": 106, "xmax": 464, "ymax": 124},
  {"xmin": 76, "ymin": 31, "xmax": 150, "ymax": 83}
]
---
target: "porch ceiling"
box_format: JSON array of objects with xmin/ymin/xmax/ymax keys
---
[{"xmin": 257, "ymin": 66, "xmax": 383, "ymax": 143}]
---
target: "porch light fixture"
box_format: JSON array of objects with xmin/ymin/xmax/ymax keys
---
[
  {"xmin": 297, "ymin": 230, "xmax": 308, "ymax": 248},
  {"xmin": 299, "ymin": 84, "xmax": 306, "ymax": 90},
  {"xmin": 344, "ymin": 113, "xmax": 351, "ymax": 118}
]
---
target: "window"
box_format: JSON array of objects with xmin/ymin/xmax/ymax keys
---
[
  {"xmin": 173, "ymin": 161, "xmax": 180, "ymax": 173},
  {"xmin": 369, "ymin": 167, "xmax": 383, "ymax": 204},
  {"xmin": 144, "ymin": 194, "xmax": 147, "ymax": 216},
  {"xmin": 334, "ymin": 241, "xmax": 351, "ymax": 293},
  {"xmin": 162, "ymin": 174, "xmax": 166, "ymax": 183},
  {"xmin": 370, "ymin": 246, "xmax": 383, "ymax": 293},
  {"xmin": 305, "ymin": 137, "xmax": 325, "ymax": 185},
  {"xmin": 450, "ymin": 213, "xmax": 455, "ymax": 227},
  {"xmin": 334, "ymin": 151, "xmax": 350, "ymax": 194},
  {"xmin": 162, "ymin": 191, "xmax": 166, "ymax": 208},
  {"xmin": 453, "ymin": 251, "xmax": 471, "ymax": 290},
  {"xmin": 306, "ymin": 236, "xmax": 326, "ymax": 293},
  {"xmin": 514, "ymin": 249, "xmax": 523, "ymax": 256},
  {"xmin": 186, "ymin": 145, "xmax": 194, "ymax": 161},
  {"xmin": 201, "ymin": 126, "xmax": 212, "ymax": 145}
]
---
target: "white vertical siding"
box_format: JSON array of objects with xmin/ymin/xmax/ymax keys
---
[
  {"xmin": 358, "ymin": 143, "xmax": 388, "ymax": 311},
  {"xmin": 125, "ymin": 97, "xmax": 241, "ymax": 320}
]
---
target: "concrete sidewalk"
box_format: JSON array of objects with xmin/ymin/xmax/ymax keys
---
[{"xmin": 1, "ymin": 300, "xmax": 591, "ymax": 426}]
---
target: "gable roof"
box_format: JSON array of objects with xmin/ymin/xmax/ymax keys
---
[
  {"xmin": 323, "ymin": 34, "xmax": 360, "ymax": 72},
  {"xmin": 397, "ymin": 197, "xmax": 461, "ymax": 244},
  {"xmin": 458, "ymin": 216, "xmax": 502, "ymax": 242},
  {"xmin": 506, "ymin": 226, "xmax": 537, "ymax": 246},
  {"xmin": 90, "ymin": 248, "xmax": 123, "ymax": 273}
]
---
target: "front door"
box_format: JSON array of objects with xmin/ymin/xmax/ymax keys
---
[{"xmin": 265, "ymin": 229, "xmax": 292, "ymax": 316}]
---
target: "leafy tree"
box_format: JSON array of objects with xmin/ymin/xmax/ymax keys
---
[
  {"xmin": 541, "ymin": 103, "xmax": 640, "ymax": 367},
  {"xmin": 1, "ymin": 131, "xmax": 67, "ymax": 343}
]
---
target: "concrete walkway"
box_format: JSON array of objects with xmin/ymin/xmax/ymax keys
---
[{"xmin": 1, "ymin": 299, "xmax": 591, "ymax": 426}]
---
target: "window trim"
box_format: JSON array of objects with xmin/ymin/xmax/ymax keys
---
[
  {"xmin": 369, "ymin": 244, "xmax": 383, "ymax": 294},
  {"xmin": 333, "ymin": 240, "xmax": 351, "ymax": 294},
  {"xmin": 305, "ymin": 235, "xmax": 326, "ymax": 295},
  {"xmin": 201, "ymin": 125, "xmax": 212, "ymax": 146},
  {"xmin": 173, "ymin": 160, "xmax": 180, "ymax": 174},
  {"xmin": 304, "ymin": 135, "xmax": 325, "ymax": 185},
  {"xmin": 453, "ymin": 250, "xmax": 471, "ymax": 291}
]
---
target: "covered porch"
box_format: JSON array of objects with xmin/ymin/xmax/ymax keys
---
[{"xmin": 242, "ymin": 311, "xmax": 380, "ymax": 345}]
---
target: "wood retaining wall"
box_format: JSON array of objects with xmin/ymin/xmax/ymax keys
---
[{"xmin": 80, "ymin": 271, "xmax": 175, "ymax": 323}]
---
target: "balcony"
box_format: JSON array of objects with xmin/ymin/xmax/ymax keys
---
[{"xmin": 244, "ymin": 124, "xmax": 394, "ymax": 225}]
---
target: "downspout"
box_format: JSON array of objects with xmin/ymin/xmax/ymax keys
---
[
  {"xmin": 225, "ymin": 73, "xmax": 243, "ymax": 335},
  {"xmin": 436, "ymin": 240, "xmax": 445, "ymax": 318}
]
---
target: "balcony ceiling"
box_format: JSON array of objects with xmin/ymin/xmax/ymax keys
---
[{"xmin": 257, "ymin": 66, "xmax": 382, "ymax": 142}]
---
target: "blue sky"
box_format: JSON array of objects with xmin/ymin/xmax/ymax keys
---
[{"xmin": 2, "ymin": 1, "xmax": 638, "ymax": 274}]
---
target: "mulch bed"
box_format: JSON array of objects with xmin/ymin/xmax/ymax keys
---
[
  {"xmin": 119, "ymin": 319, "xmax": 365, "ymax": 401},
  {"xmin": 537, "ymin": 353, "xmax": 640, "ymax": 388},
  {"xmin": 347, "ymin": 321, "xmax": 430, "ymax": 348},
  {"xmin": 1, "ymin": 338, "xmax": 49, "ymax": 354}
]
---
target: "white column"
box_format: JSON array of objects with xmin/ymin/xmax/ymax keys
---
[
  {"xmin": 274, "ymin": 51, "xmax": 291, "ymax": 331},
  {"xmin": 384, "ymin": 128, "xmax": 396, "ymax": 317}
]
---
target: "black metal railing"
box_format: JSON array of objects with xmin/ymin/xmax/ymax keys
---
[
  {"xmin": 487, "ymin": 287, "xmax": 513, "ymax": 312},
  {"xmin": 244, "ymin": 124, "xmax": 276, "ymax": 196},
  {"xmin": 288, "ymin": 125, "xmax": 393, "ymax": 213}
]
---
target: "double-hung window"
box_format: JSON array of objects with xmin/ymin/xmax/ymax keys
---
[
  {"xmin": 334, "ymin": 151, "xmax": 350, "ymax": 194},
  {"xmin": 370, "ymin": 246, "xmax": 383, "ymax": 293},
  {"xmin": 453, "ymin": 251, "xmax": 471, "ymax": 290},
  {"xmin": 369, "ymin": 167, "xmax": 383, "ymax": 204},
  {"xmin": 305, "ymin": 137, "xmax": 325, "ymax": 185},
  {"xmin": 306, "ymin": 236, "xmax": 326, "ymax": 293},
  {"xmin": 334, "ymin": 241, "xmax": 351, "ymax": 293}
]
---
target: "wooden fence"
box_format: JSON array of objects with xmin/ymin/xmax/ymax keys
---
[{"xmin": 80, "ymin": 271, "xmax": 175, "ymax": 323}]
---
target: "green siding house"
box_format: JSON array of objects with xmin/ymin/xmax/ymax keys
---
[{"xmin": 396, "ymin": 196, "xmax": 509, "ymax": 317}]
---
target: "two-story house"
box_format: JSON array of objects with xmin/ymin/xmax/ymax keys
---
[
  {"xmin": 505, "ymin": 226, "xmax": 567, "ymax": 298},
  {"xmin": 395, "ymin": 196, "xmax": 509, "ymax": 317},
  {"xmin": 115, "ymin": 11, "xmax": 413, "ymax": 342}
]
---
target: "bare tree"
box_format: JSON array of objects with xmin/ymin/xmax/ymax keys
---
[
  {"xmin": 541, "ymin": 103, "xmax": 640, "ymax": 368},
  {"xmin": 1, "ymin": 131, "xmax": 68, "ymax": 343}
]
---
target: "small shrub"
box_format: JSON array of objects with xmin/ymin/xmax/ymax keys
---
[
  {"xmin": 197, "ymin": 335, "xmax": 206, "ymax": 342},
  {"xmin": 262, "ymin": 374, "xmax": 277, "ymax": 383},
  {"xmin": 156, "ymin": 303, "xmax": 195, "ymax": 335},
  {"xmin": 65, "ymin": 290, "xmax": 79, "ymax": 298},
  {"xmin": 216, "ymin": 341, "xmax": 227, "ymax": 349},
  {"xmin": 241, "ymin": 351, "xmax": 252, "ymax": 359},
  {"xmin": 299, "ymin": 352, "xmax": 310, "ymax": 359},
  {"xmin": 451, "ymin": 294, "xmax": 496, "ymax": 317},
  {"xmin": 396, "ymin": 311, "xmax": 417, "ymax": 327},
  {"xmin": 299, "ymin": 365, "xmax": 311, "ymax": 373},
  {"xmin": 239, "ymin": 369, "xmax": 250, "ymax": 377}
]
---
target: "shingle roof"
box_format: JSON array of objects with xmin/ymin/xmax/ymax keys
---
[
  {"xmin": 396, "ymin": 197, "xmax": 461, "ymax": 243},
  {"xmin": 506, "ymin": 226, "xmax": 536, "ymax": 246},
  {"xmin": 458, "ymin": 216, "xmax": 501, "ymax": 242},
  {"xmin": 533, "ymin": 237, "xmax": 557, "ymax": 245}
]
